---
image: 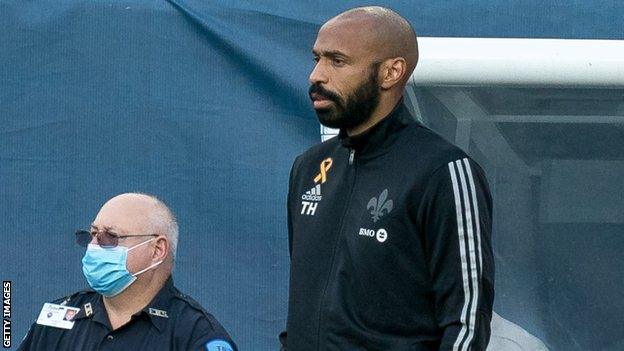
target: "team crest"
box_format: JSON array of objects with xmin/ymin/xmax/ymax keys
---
[{"xmin": 367, "ymin": 189, "xmax": 393, "ymax": 222}]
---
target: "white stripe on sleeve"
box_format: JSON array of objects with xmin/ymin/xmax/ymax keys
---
[
  {"xmin": 449, "ymin": 161, "xmax": 471, "ymax": 351},
  {"xmin": 456, "ymin": 159, "xmax": 481, "ymax": 351}
]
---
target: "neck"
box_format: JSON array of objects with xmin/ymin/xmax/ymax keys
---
[
  {"xmin": 346, "ymin": 93, "xmax": 402, "ymax": 137},
  {"xmin": 102, "ymin": 269, "xmax": 169, "ymax": 330}
]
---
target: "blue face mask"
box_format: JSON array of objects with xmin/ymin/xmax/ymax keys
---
[{"xmin": 82, "ymin": 239, "xmax": 163, "ymax": 297}]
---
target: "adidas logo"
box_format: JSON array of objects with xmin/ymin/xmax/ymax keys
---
[{"xmin": 301, "ymin": 184, "xmax": 322, "ymax": 201}]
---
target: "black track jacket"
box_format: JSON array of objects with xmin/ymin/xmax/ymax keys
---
[{"xmin": 283, "ymin": 101, "xmax": 494, "ymax": 351}]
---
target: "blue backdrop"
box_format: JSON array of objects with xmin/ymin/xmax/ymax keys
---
[{"xmin": 1, "ymin": 1, "xmax": 622, "ymax": 350}]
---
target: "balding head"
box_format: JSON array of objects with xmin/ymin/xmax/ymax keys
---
[
  {"xmin": 325, "ymin": 6, "xmax": 418, "ymax": 84},
  {"xmin": 87, "ymin": 193, "xmax": 179, "ymax": 300},
  {"xmin": 94, "ymin": 193, "xmax": 179, "ymax": 261}
]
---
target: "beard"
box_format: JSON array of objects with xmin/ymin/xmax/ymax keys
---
[{"xmin": 309, "ymin": 63, "xmax": 381, "ymax": 130}]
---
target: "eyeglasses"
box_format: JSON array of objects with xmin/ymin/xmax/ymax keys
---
[{"xmin": 75, "ymin": 229, "xmax": 159, "ymax": 248}]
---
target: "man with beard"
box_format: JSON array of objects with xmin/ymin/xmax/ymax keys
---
[{"xmin": 281, "ymin": 6, "xmax": 494, "ymax": 351}]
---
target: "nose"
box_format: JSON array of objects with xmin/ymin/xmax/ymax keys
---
[
  {"xmin": 309, "ymin": 61, "xmax": 328, "ymax": 86},
  {"xmin": 89, "ymin": 232, "xmax": 100, "ymax": 246}
]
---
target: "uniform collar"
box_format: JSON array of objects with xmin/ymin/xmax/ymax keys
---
[
  {"xmin": 339, "ymin": 98, "xmax": 414, "ymax": 158},
  {"xmin": 140, "ymin": 276, "xmax": 175, "ymax": 332},
  {"xmin": 72, "ymin": 277, "xmax": 175, "ymax": 333},
  {"xmin": 71, "ymin": 292, "xmax": 105, "ymax": 325}
]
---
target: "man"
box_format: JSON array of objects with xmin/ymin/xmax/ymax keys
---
[
  {"xmin": 282, "ymin": 6, "xmax": 494, "ymax": 351},
  {"xmin": 62, "ymin": 309, "xmax": 77, "ymax": 321},
  {"xmin": 19, "ymin": 193, "xmax": 237, "ymax": 351}
]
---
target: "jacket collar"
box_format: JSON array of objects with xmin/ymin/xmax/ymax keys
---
[{"xmin": 338, "ymin": 98, "xmax": 414, "ymax": 158}]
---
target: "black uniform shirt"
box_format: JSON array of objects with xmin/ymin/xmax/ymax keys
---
[{"xmin": 18, "ymin": 278, "xmax": 237, "ymax": 351}]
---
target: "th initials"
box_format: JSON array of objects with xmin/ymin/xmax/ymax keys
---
[{"xmin": 301, "ymin": 201, "xmax": 318, "ymax": 216}]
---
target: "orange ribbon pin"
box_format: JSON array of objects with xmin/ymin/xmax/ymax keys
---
[{"xmin": 314, "ymin": 158, "xmax": 333, "ymax": 184}]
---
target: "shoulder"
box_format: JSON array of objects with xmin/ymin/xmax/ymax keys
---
[
  {"xmin": 405, "ymin": 123, "xmax": 467, "ymax": 168},
  {"xmin": 401, "ymin": 123, "xmax": 471, "ymax": 175},
  {"xmin": 19, "ymin": 290, "xmax": 97, "ymax": 348},
  {"xmin": 169, "ymin": 288, "xmax": 237, "ymax": 350},
  {"xmin": 170, "ymin": 289, "xmax": 219, "ymax": 324},
  {"xmin": 401, "ymin": 126, "xmax": 491, "ymax": 202},
  {"xmin": 289, "ymin": 137, "xmax": 340, "ymax": 182},
  {"xmin": 295, "ymin": 137, "xmax": 340, "ymax": 165},
  {"xmin": 50, "ymin": 289, "xmax": 97, "ymax": 307}
]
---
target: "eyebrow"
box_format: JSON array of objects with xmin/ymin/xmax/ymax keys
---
[
  {"xmin": 90, "ymin": 224, "xmax": 119, "ymax": 233},
  {"xmin": 313, "ymin": 49, "xmax": 350, "ymax": 60}
]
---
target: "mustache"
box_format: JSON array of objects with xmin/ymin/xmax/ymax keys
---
[{"xmin": 308, "ymin": 84, "xmax": 341, "ymax": 103}]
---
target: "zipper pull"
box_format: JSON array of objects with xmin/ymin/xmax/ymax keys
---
[{"xmin": 349, "ymin": 149, "xmax": 355, "ymax": 165}]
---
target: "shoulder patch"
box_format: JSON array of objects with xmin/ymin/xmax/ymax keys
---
[{"xmin": 205, "ymin": 339, "xmax": 234, "ymax": 351}]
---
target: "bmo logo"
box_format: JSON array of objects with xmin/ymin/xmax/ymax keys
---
[
  {"xmin": 358, "ymin": 228, "xmax": 388, "ymax": 243},
  {"xmin": 376, "ymin": 228, "xmax": 388, "ymax": 243}
]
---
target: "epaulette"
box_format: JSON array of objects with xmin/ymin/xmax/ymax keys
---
[
  {"xmin": 173, "ymin": 289, "xmax": 222, "ymax": 327},
  {"xmin": 174, "ymin": 290, "xmax": 209, "ymax": 314},
  {"xmin": 173, "ymin": 289, "xmax": 234, "ymax": 349},
  {"xmin": 50, "ymin": 289, "xmax": 95, "ymax": 307}
]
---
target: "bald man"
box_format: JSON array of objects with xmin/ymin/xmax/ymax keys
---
[
  {"xmin": 19, "ymin": 193, "xmax": 237, "ymax": 351},
  {"xmin": 282, "ymin": 7, "xmax": 494, "ymax": 351}
]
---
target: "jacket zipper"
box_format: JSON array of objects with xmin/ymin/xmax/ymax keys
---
[{"xmin": 316, "ymin": 148, "xmax": 357, "ymax": 350}]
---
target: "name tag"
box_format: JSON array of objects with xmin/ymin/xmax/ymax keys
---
[{"xmin": 36, "ymin": 303, "xmax": 80, "ymax": 330}]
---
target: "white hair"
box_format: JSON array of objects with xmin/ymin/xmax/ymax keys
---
[
  {"xmin": 158, "ymin": 210, "xmax": 178, "ymax": 261},
  {"xmin": 137, "ymin": 193, "xmax": 179, "ymax": 261}
]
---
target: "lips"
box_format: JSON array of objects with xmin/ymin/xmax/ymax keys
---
[
  {"xmin": 313, "ymin": 99, "xmax": 333, "ymax": 109},
  {"xmin": 310, "ymin": 92, "xmax": 333, "ymax": 109}
]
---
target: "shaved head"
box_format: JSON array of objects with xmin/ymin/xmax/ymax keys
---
[
  {"xmin": 326, "ymin": 6, "xmax": 419, "ymax": 82},
  {"xmin": 309, "ymin": 6, "xmax": 418, "ymax": 134}
]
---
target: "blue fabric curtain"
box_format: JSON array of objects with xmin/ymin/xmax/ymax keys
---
[{"xmin": 1, "ymin": 1, "xmax": 622, "ymax": 349}]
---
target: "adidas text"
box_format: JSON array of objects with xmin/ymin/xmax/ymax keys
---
[{"xmin": 301, "ymin": 194, "xmax": 322, "ymax": 201}]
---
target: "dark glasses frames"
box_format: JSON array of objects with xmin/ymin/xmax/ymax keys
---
[{"xmin": 75, "ymin": 229, "xmax": 158, "ymax": 248}]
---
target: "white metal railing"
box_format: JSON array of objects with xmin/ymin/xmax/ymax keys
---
[{"xmin": 411, "ymin": 38, "xmax": 624, "ymax": 87}]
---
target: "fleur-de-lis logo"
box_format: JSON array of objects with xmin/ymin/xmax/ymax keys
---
[{"xmin": 367, "ymin": 189, "xmax": 393, "ymax": 223}]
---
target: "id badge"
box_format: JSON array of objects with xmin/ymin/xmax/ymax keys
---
[{"xmin": 36, "ymin": 303, "xmax": 80, "ymax": 330}]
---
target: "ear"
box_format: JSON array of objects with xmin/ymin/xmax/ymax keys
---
[
  {"xmin": 379, "ymin": 57, "xmax": 407, "ymax": 90},
  {"xmin": 152, "ymin": 236, "xmax": 169, "ymax": 261}
]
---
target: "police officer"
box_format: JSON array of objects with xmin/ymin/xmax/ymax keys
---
[{"xmin": 19, "ymin": 193, "xmax": 237, "ymax": 351}]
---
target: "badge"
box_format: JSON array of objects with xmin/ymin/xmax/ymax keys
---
[
  {"xmin": 84, "ymin": 302, "xmax": 93, "ymax": 317},
  {"xmin": 205, "ymin": 339, "xmax": 234, "ymax": 351},
  {"xmin": 35, "ymin": 303, "xmax": 80, "ymax": 330},
  {"xmin": 148, "ymin": 308, "xmax": 168, "ymax": 318}
]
